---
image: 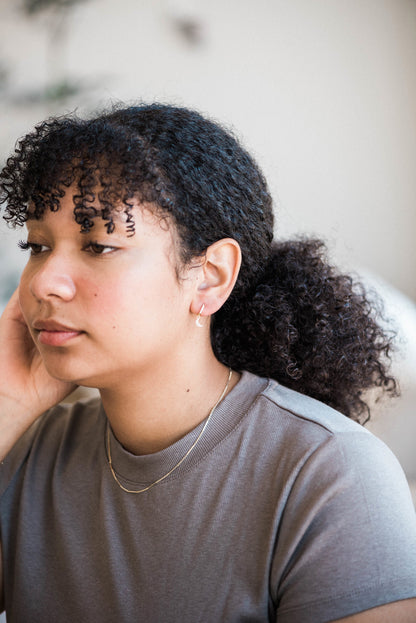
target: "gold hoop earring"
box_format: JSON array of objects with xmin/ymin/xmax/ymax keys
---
[{"xmin": 196, "ymin": 303, "xmax": 205, "ymax": 327}]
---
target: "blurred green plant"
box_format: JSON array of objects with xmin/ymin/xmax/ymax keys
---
[
  {"xmin": 0, "ymin": 64, "xmax": 8, "ymax": 92},
  {"xmin": 17, "ymin": 78, "xmax": 86, "ymax": 104},
  {"xmin": 22, "ymin": 0, "xmax": 85, "ymax": 14},
  {"xmin": 44, "ymin": 78, "xmax": 82, "ymax": 100},
  {"xmin": 18, "ymin": 0, "xmax": 92, "ymax": 105}
]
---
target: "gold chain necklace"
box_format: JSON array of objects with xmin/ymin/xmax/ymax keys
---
[{"xmin": 106, "ymin": 368, "xmax": 233, "ymax": 494}]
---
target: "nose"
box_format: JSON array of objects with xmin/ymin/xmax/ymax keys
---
[{"xmin": 29, "ymin": 254, "xmax": 76, "ymax": 302}]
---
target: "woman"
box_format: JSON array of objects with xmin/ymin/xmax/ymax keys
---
[{"xmin": 0, "ymin": 103, "xmax": 415, "ymax": 622}]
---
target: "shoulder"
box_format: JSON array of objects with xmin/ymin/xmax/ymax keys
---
[
  {"xmin": 258, "ymin": 372, "xmax": 369, "ymax": 435},
  {"xmin": 26, "ymin": 394, "xmax": 103, "ymax": 450},
  {"xmin": 239, "ymin": 371, "xmax": 414, "ymax": 512},
  {"xmin": 36, "ymin": 394, "xmax": 104, "ymax": 439},
  {"xmin": 0, "ymin": 395, "xmax": 104, "ymax": 496},
  {"xmin": 241, "ymin": 376, "xmax": 416, "ymax": 620},
  {"xmin": 242, "ymin": 370, "xmax": 386, "ymax": 456}
]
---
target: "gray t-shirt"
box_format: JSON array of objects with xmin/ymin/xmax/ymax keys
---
[{"xmin": 1, "ymin": 372, "xmax": 416, "ymax": 622}]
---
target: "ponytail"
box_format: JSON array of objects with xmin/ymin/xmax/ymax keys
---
[{"xmin": 212, "ymin": 238, "xmax": 398, "ymax": 422}]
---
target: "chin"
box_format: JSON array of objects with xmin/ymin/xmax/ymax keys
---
[{"xmin": 44, "ymin": 362, "xmax": 95, "ymax": 387}]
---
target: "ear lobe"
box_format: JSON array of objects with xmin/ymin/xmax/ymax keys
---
[{"xmin": 191, "ymin": 238, "xmax": 241, "ymax": 317}]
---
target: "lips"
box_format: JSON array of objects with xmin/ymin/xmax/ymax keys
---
[{"xmin": 33, "ymin": 320, "xmax": 84, "ymax": 346}]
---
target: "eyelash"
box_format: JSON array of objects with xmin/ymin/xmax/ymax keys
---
[
  {"xmin": 18, "ymin": 240, "xmax": 45, "ymax": 255},
  {"xmin": 84, "ymin": 242, "xmax": 117, "ymax": 255},
  {"xmin": 18, "ymin": 240, "xmax": 117, "ymax": 256}
]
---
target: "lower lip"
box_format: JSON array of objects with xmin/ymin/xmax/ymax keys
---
[{"xmin": 38, "ymin": 330, "xmax": 83, "ymax": 347}]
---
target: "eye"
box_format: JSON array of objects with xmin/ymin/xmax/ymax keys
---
[
  {"xmin": 84, "ymin": 242, "xmax": 117, "ymax": 255},
  {"xmin": 18, "ymin": 240, "xmax": 49, "ymax": 255}
]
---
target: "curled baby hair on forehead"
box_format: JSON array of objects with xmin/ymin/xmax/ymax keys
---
[
  {"xmin": 1, "ymin": 113, "xmax": 173, "ymax": 237},
  {"xmin": 0, "ymin": 102, "xmax": 398, "ymax": 422}
]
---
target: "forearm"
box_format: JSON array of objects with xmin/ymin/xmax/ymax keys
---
[
  {"xmin": 0, "ymin": 291, "xmax": 76, "ymax": 462},
  {"xmin": 0, "ymin": 397, "xmax": 41, "ymax": 462}
]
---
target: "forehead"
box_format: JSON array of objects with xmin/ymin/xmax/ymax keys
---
[
  {"xmin": 25, "ymin": 191, "xmax": 181, "ymax": 257},
  {"xmin": 27, "ymin": 186, "xmax": 128, "ymax": 231},
  {"xmin": 23, "ymin": 143, "xmax": 170, "ymax": 233},
  {"xmin": 26, "ymin": 190, "xmax": 163, "ymax": 235}
]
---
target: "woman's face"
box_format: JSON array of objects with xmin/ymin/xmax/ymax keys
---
[{"xmin": 19, "ymin": 191, "xmax": 198, "ymax": 389}]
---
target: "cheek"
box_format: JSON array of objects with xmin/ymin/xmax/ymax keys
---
[
  {"xmin": 80, "ymin": 276, "xmax": 133, "ymax": 329},
  {"xmin": 82, "ymin": 279, "xmax": 113, "ymax": 309}
]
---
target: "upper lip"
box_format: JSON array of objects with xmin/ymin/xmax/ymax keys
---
[{"xmin": 32, "ymin": 319, "xmax": 81, "ymax": 332}]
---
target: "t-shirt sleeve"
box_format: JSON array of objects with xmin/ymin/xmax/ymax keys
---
[{"xmin": 272, "ymin": 428, "xmax": 416, "ymax": 623}]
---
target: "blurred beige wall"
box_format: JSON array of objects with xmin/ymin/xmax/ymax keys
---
[{"xmin": 1, "ymin": 0, "xmax": 415, "ymax": 300}]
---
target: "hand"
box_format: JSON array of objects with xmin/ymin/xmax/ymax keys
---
[{"xmin": 0, "ymin": 289, "xmax": 76, "ymax": 423}]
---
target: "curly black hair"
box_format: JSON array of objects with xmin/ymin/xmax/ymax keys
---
[{"xmin": 0, "ymin": 103, "xmax": 398, "ymax": 422}]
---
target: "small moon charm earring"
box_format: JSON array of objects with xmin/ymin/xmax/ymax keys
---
[{"xmin": 196, "ymin": 303, "xmax": 205, "ymax": 327}]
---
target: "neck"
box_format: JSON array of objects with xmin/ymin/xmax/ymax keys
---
[{"xmin": 99, "ymin": 353, "xmax": 238, "ymax": 455}]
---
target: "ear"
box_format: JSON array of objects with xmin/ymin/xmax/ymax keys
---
[{"xmin": 190, "ymin": 238, "xmax": 242, "ymax": 318}]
